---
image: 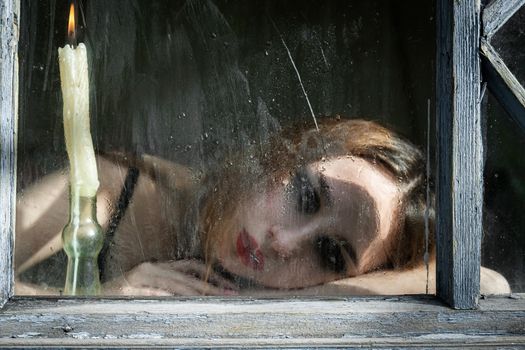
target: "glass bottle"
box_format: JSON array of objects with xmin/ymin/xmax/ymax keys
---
[{"xmin": 62, "ymin": 190, "xmax": 103, "ymax": 295}]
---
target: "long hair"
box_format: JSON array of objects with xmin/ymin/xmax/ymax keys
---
[{"xmin": 199, "ymin": 117, "xmax": 434, "ymax": 272}]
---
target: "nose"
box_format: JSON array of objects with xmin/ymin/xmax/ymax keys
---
[{"xmin": 267, "ymin": 224, "xmax": 314, "ymax": 259}]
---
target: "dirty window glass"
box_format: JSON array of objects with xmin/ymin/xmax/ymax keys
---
[
  {"xmin": 483, "ymin": 92, "xmax": 525, "ymax": 293},
  {"xmin": 491, "ymin": 5, "xmax": 525, "ymax": 87},
  {"xmin": 16, "ymin": 0, "xmax": 439, "ymax": 296},
  {"xmin": 481, "ymin": 4, "xmax": 525, "ymax": 293}
]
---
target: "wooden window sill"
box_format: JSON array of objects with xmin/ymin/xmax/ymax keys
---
[{"xmin": 0, "ymin": 295, "xmax": 523, "ymax": 348}]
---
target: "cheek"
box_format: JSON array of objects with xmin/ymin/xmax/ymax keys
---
[
  {"xmin": 245, "ymin": 188, "xmax": 280, "ymax": 215},
  {"xmin": 264, "ymin": 187, "xmax": 290, "ymax": 214},
  {"xmin": 209, "ymin": 211, "xmax": 243, "ymax": 262}
]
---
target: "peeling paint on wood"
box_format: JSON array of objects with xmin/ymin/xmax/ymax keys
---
[
  {"xmin": 436, "ymin": 0, "xmax": 483, "ymax": 309},
  {"xmin": 481, "ymin": 39, "xmax": 525, "ymax": 132},
  {"xmin": 482, "ymin": 0, "xmax": 525, "ymax": 39},
  {"xmin": 0, "ymin": 296, "xmax": 525, "ymax": 348},
  {"xmin": 0, "ymin": 296, "xmax": 523, "ymax": 348},
  {"xmin": 0, "ymin": 0, "xmax": 18, "ymax": 307}
]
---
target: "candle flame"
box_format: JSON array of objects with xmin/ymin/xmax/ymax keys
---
[{"xmin": 67, "ymin": 3, "xmax": 76, "ymax": 42}]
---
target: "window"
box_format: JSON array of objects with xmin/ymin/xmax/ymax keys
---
[
  {"xmin": 15, "ymin": 0, "xmax": 437, "ymax": 297},
  {"xmin": 1, "ymin": 0, "xmax": 524, "ymax": 347},
  {"xmin": 481, "ymin": 0, "xmax": 525, "ymax": 293}
]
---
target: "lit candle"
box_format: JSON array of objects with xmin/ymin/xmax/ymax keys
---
[
  {"xmin": 59, "ymin": 2, "xmax": 103, "ymax": 296},
  {"xmin": 58, "ymin": 3, "xmax": 99, "ymax": 197}
]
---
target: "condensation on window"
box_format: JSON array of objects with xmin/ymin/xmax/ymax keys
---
[
  {"xmin": 492, "ymin": 5, "xmax": 525, "ymax": 88},
  {"xmin": 481, "ymin": 3, "xmax": 525, "ymax": 293},
  {"xmin": 483, "ymin": 92, "xmax": 525, "ymax": 293},
  {"xmin": 15, "ymin": 0, "xmax": 440, "ymax": 296}
]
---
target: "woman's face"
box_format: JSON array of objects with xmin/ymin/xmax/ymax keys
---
[{"xmin": 215, "ymin": 156, "xmax": 402, "ymax": 289}]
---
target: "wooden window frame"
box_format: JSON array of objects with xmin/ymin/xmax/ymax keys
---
[{"xmin": 1, "ymin": 0, "xmax": 524, "ymax": 347}]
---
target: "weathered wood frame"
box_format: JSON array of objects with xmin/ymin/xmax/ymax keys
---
[
  {"xmin": 481, "ymin": 0, "xmax": 525, "ymax": 132},
  {"xmin": 1, "ymin": 0, "xmax": 524, "ymax": 348},
  {"xmin": 0, "ymin": 0, "xmax": 18, "ymax": 309},
  {"xmin": 436, "ymin": 0, "xmax": 483, "ymax": 309}
]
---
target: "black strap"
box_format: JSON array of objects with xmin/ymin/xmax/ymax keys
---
[{"xmin": 98, "ymin": 166, "xmax": 140, "ymax": 282}]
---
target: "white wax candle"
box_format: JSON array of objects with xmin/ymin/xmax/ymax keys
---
[{"xmin": 58, "ymin": 43, "xmax": 99, "ymax": 197}]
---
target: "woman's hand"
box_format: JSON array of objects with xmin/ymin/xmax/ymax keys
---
[{"xmin": 103, "ymin": 259, "xmax": 239, "ymax": 296}]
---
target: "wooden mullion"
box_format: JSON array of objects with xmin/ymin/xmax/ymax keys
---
[
  {"xmin": 436, "ymin": 0, "xmax": 483, "ymax": 309},
  {"xmin": 481, "ymin": 39, "xmax": 525, "ymax": 133},
  {"xmin": 0, "ymin": 0, "xmax": 19, "ymax": 307},
  {"xmin": 482, "ymin": 0, "xmax": 525, "ymax": 39}
]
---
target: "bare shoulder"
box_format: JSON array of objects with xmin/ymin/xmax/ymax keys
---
[
  {"xmin": 15, "ymin": 153, "xmax": 194, "ymax": 283},
  {"xmin": 480, "ymin": 266, "xmax": 511, "ymax": 295}
]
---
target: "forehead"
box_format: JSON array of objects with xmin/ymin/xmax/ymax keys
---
[
  {"xmin": 312, "ymin": 156, "xmax": 399, "ymax": 197},
  {"xmin": 311, "ymin": 156, "xmax": 401, "ymax": 239}
]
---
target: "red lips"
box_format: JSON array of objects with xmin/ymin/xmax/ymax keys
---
[{"xmin": 236, "ymin": 229, "xmax": 264, "ymax": 271}]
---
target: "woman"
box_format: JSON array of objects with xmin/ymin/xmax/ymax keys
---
[{"xmin": 15, "ymin": 118, "xmax": 510, "ymax": 296}]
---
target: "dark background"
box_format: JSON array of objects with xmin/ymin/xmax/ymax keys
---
[
  {"xmin": 482, "ymin": 4, "xmax": 525, "ymax": 292},
  {"xmin": 16, "ymin": 0, "xmax": 523, "ymax": 291},
  {"xmin": 18, "ymin": 0, "xmax": 435, "ymax": 180}
]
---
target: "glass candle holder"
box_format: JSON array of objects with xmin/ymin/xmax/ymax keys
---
[{"xmin": 62, "ymin": 191, "xmax": 103, "ymax": 295}]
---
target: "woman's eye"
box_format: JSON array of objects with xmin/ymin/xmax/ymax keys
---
[
  {"xmin": 315, "ymin": 236, "xmax": 347, "ymax": 273},
  {"xmin": 292, "ymin": 169, "xmax": 320, "ymax": 214}
]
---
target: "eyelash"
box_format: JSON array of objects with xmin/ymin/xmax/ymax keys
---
[
  {"xmin": 315, "ymin": 236, "xmax": 347, "ymax": 273},
  {"xmin": 292, "ymin": 169, "xmax": 320, "ymax": 215}
]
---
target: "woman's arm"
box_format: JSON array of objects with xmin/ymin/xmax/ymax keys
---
[
  {"xmin": 15, "ymin": 152, "xmax": 211, "ymax": 296},
  {"xmin": 15, "ymin": 157, "xmax": 128, "ymax": 276},
  {"xmin": 15, "ymin": 154, "xmax": 201, "ymax": 295},
  {"xmin": 238, "ymin": 261, "xmax": 511, "ymax": 297}
]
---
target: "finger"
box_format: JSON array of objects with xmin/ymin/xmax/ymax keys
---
[
  {"xmin": 162, "ymin": 260, "xmax": 239, "ymax": 291},
  {"xmin": 120, "ymin": 263, "xmax": 201, "ymax": 296},
  {"xmin": 103, "ymin": 280, "xmax": 172, "ymax": 296},
  {"xmin": 138, "ymin": 271, "xmax": 201, "ymax": 296},
  {"xmin": 154, "ymin": 268, "xmax": 235, "ymax": 296},
  {"xmin": 123, "ymin": 262, "xmax": 238, "ymax": 296},
  {"xmin": 116, "ymin": 286, "xmax": 173, "ymax": 296}
]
